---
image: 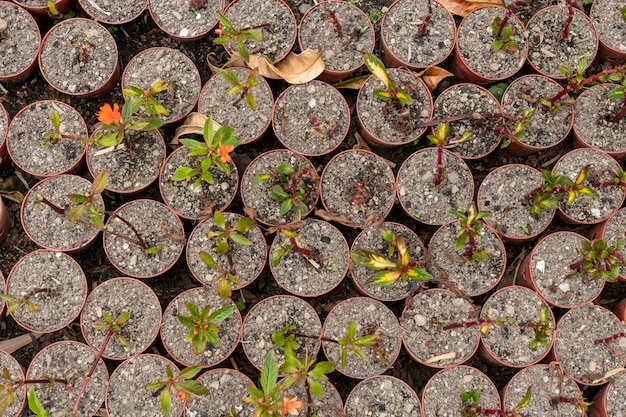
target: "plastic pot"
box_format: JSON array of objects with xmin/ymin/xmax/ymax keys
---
[{"xmin": 0, "ymin": 1, "xmax": 41, "ymax": 83}]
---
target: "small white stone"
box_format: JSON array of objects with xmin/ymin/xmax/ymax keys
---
[
  {"xmin": 308, "ymin": 98, "xmax": 316, "ymax": 108},
  {"xmin": 536, "ymin": 260, "xmax": 545, "ymax": 273},
  {"xmin": 179, "ymin": 28, "xmax": 189, "ymax": 37},
  {"xmin": 558, "ymin": 282, "xmax": 570, "ymax": 293},
  {"xmin": 588, "ymin": 361, "xmax": 597, "ymax": 372},
  {"xmin": 414, "ymin": 314, "xmax": 427, "ymax": 326}
]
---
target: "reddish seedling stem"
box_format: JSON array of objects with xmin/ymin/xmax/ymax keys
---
[
  {"xmin": 548, "ymin": 67, "xmax": 626, "ymax": 106},
  {"xmin": 463, "ymin": 406, "xmax": 504, "ymax": 416},
  {"xmin": 289, "ymin": 237, "xmax": 312, "ymax": 258},
  {"xmin": 443, "ymin": 317, "xmax": 499, "ymax": 330},
  {"xmin": 419, "ymin": 0, "xmax": 432, "ymax": 35},
  {"xmin": 435, "ymin": 146, "xmax": 445, "ymax": 187},
  {"xmin": 308, "ymin": 113, "xmax": 325, "ymax": 137},
  {"xmin": 609, "ymin": 98, "xmax": 626, "ymax": 123},
  {"xmin": 495, "ymin": 0, "xmax": 524, "ymax": 39},
  {"xmin": 324, "ymin": 9, "xmax": 343, "ymax": 38},
  {"xmin": 594, "ymin": 331, "xmax": 625, "ymax": 344},
  {"xmin": 70, "ymin": 330, "xmax": 113, "ymax": 417},
  {"xmin": 560, "ymin": 0, "xmax": 574, "ymax": 41}
]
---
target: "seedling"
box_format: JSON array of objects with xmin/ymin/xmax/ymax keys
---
[
  {"xmin": 252, "ymin": 162, "xmax": 319, "ymax": 220},
  {"xmin": 347, "ymin": 163, "xmax": 374, "ymax": 212},
  {"xmin": 427, "ymin": 122, "xmax": 473, "ymax": 188},
  {"xmin": 0, "ymin": 369, "xmax": 68, "ymax": 417},
  {"xmin": 0, "ymin": 287, "xmax": 50, "ymax": 315},
  {"xmin": 443, "ymin": 315, "xmax": 516, "ymax": 335},
  {"xmin": 172, "ymin": 116, "xmax": 240, "ymax": 188},
  {"xmin": 568, "ymin": 238, "xmax": 626, "ymax": 282},
  {"xmin": 281, "ymin": 347, "xmax": 334, "ymax": 416},
  {"xmin": 32, "ymin": 171, "xmax": 159, "ymax": 253},
  {"xmin": 71, "ymin": 39, "xmax": 95, "ymax": 63},
  {"xmin": 519, "ymin": 306, "xmax": 553, "ymax": 349},
  {"xmin": 622, "ymin": 6, "xmax": 626, "ymax": 21},
  {"xmin": 525, "ymin": 166, "xmax": 597, "ymax": 216},
  {"xmin": 560, "ymin": 0, "xmax": 575, "ymax": 41},
  {"xmin": 271, "ymin": 228, "xmax": 321, "ymax": 269},
  {"xmin": 177, "ymin": 301, "xmax": 235, "ymax": 355},
  {"xmin": 147, "ymin": 366, "xmax": 208, "ymax": 416},
  {"xmin": 364, "ymin": 53, "xmax": 413, "ymax": 111},
  {"xmin": 549, "ymin": 394, "xmax": 591, "ymax": 411},
  {"xmin": 122, "ymin": 79, "xmax": 170, "ymax": 117},
  {"xmin": 418, "ymin": 0, "xmax": 433, "ymax": 35},
  {"xmin": 244, "ymin": 351, "xmax": 304, "ymax": 417},
  {"xmin": 350, "ymin": 230, "xmax": 431, "ymax": 287},
  {"xmin": 460, "ymin": 387, "xmax": 531, "ymax": 417},
  {"xmin": 607, "ymin": 79, "xmax": 626, "ymax": 123},
  {"xmin": 491, "ymin": 0, "xmax": 524, "ymax": 52},
  {"xmin": 324, "ymin": 8, "xmax": 343, "ymax": 37},
  {"xmin": 213, "ymin": 67, "xmax": 260, "ymax": 110},
  {"xmin": 447, "ymin": 203, "xmax": 491, "ymax": 261},
  {"xmin": 273, "ymin": 322, "xmax": 302, "ymax": 354},
  {"xmin": 213, "ymin": 13, "xmax": 268, "ymax": 62},
  {"xmin": 0, "ymin": 31, "xmax": 9, "ymax": 41},
  {"xmin": 189, "ymin": 0, "xmax": 206, "ymax": 10},
  {"xmin": 197, "ymin": 210, "xmax": 255, "ymax": 299},
  {"xmin": 70, "ymin": 311, "xmax": 130, "ymax": 417}
]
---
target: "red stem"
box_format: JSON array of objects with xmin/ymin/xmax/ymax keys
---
[
  {"xmin": 443, "ymin": 318, "xmax": 494, "ymax": 330},
  {"xmin": 71, "ymin": 330, "xmax": 113, "ymax": 417},
  {"xmin": 419, "ymin": 0, "xmax": 432, "ymax": 35},
  {"xmin": 609, "ymin": 97, "xmax": 626, "ymax": 123},
  {"xmin": 560, "ymin": 0, "xmax": 574, "ymax": 41},
  {"xmin": 594, "ymin": 331, "xmax": 625, "ymax": 344},
  {"xmin": 434, "ymin": 146, "xmax": 444, "ymax": 187},
  {"xmin": 495, "ymin": 0, "xmax": 523, "ymax": 39},
  {"xmin": 549, "ymin": 67, "xmax": 626, "ymax": 106}
]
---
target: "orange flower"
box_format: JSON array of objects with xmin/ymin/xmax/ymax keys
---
[
  {"xmin": 177, "ymin": 391, "xmax": 187, "ymax": 401},
  {"xmin": 98, "ymin": 103, "xmax": 121, "ymax": 125},
  {"xmin": 217, "ymin": 142, "xmax": 235, "ymax": 163},
  {"xmin": 280, "ymin": 396, "xmax": 303, "ymax": 416}
]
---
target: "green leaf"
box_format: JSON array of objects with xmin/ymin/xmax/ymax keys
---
[
  {"xmin": 364, "ymin": 53, "xmax": 391, "ymax": 89},
  {"xmin": 276, "ymin": 163, "xmax": 294, "ymax": 175},
  {"xmin": 270, "ymin": 185, "xmax": 289, "ymax": 200},
  {"xmin": 179, "ymin": 138, "xmax": 207, "ymax": 155},
  {"xmin": 213, "ymin": 210, "xmax": 226, "ymax": 229},
  {"xmin": 241, "ymin": 28, "xmax": 263, "ymax": 42},
  {"xmin": 280, "ymin": 199, "xmax": 294, "ymax": 215},
  {"xmin": 122, "ymin": 85, "xmax": 144, "ymax": 97},
  {"xmin": 253, "ymin": 173, "xmax": 270, "ymax": 183},
  {"xmin": 116, "ymin": 311, "xmax": 131, "ymax": 325},
  {"xmin": 172, "ymin": 167, "xmax": 198, "ymax": 182},
  {"xmin": 209, "ymin": 304, "xmax": 235, "ymax": 323},
  {"xmin": 28, "ymin": 387, "xmax": 48, "ymax": 417},
  {"xmin": 215, "ymin": 67, "xmax": 240, "ymax": 85},
  {"xmin": 50, "ymin": 110, "xmax": 60, "ymax": 130},
  {"xmin": 121, "ymin": 100, "xmax": 134, "ymax": 125},
  {"xmin": 160, "ymin": 388, "xmax": 172, "ymax": 416},
  {"xmin": 246, "ymin": 94, "xmax": 256, "ymax": 111},
  {"xmin": 177, "ymin": 315, "xmax": 195, "ymax": 327},
  {"xmin": 199, "ymin": 251, "xmax": 218, "ymax": 268},
  {"xmin": 177, "ymin": 365, "xmax": 203, "ymax": 380},
  {"xmin": 309, "ymin": 379, "xmax": 325, "ymax": 399},
  {"xmin": 177, "ymin": 380, "xmax": 208, "ymax": 396},
  {"xmin": 488, "ymin": 82, "xmax": 508, "ymax": 103},
  {"xmin": 234, "ymin": 217, "xmax": 254, "ymax": 233},
  {"xmin": 260, "ymin": 351, "xmax": 278, "ymax": 395},
  {"xmin": 230, "ymin": 232, "xmax": 251, "ymax": 245},
  {"xmin": 129, "ymin": 118, "xmax": 164, "ymax": 131},
  {"xmin": 608, "ymin": 87, "xmax": 625, "ymax": 100}
]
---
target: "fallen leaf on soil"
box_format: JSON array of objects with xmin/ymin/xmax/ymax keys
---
[
  {"xmin": 245, "ymin": 49, "xmax": 325, "ymax": 84},
  {"xmin": 592, "ymin": 367, "xmax": 625, "ymax": 384},
  {"xmin": 352, "ymin": 131, "xmax": 371, "ymax": 151},
  {"xmin": 332, "ymin": 75, "xmax": 371, "ymax": 90},
  {"xmin": 425, "ymin": 351, "xmax": 456, "ymax": 364},
  {"xmin": 0, "ymin": 190, "xmax": 24, "ymax": 203},
  {"xmin": 438, "ymin": 0, "xmax": 504, "ymax": 17},
  {"xmin": 0, "ymin": 333, "xmax": 43, "ymax": 354},
  {"xmin": 413, "ymin": 66, "xmax": 454, "ymax": 92},
  {"xmin": 314, "ymin": 209, "xmax": 350, "ymax": 224},
  {"xmin": 243, "ymin": 207, "xmax": 257, "ymax": 221},
  {"xmin": 170, "ymin": 113, "xmax": 221, "ymax": 146}
]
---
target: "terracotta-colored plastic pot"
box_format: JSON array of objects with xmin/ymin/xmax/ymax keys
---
[
  {"xmin": 451, "ymin": 6, "xmax": 527, "ymax": 84},
  {"xmin": 80, "ymin": 277, "xmax": 163, "ymax": 360},
  {"xmin": 380, "ymin": 0, "xmax": 455, "ymax": 70},
  {"xmin": 0, "ymin": 102, "xmax": 8, "ymax": 169},
  {"xmin": 421, "ymin": 365, "xmax": 500, "ymax": 417},
  {"xmin": 14, "ymin": 0, "xmax": 76, "ymax": 20},
  {"xmin": 590, "ymin": 0, "xmax": 626, "ymax": 65},
  {"xmin": 122, "ymin": 47, "xmax": 201, "ymax": 124},
  {"xmin": 298, "ymin": 0, "xmax": 375, "ymax": 82},
  {"xmin": 0, "ymin": 1, "xmax": 41, "ymax": 83},
  {"xmin": 477, "ymin": 286, "xmax": 556, "ymax": 368},
  {"xmin": 517, "ymin": 231, "xmax": 606, "ymax": 309},
  {"xmin": 7, "ymin": 100, "xmax": 88, "ymax": 178},
  {"xmin": 589, "ymin": 208, "xmax": 626, "ymax": 282},
  {"xmin": 21, "ymin": 175, "xmax": 103, "ymax": 255},
  {"xmin": 106, "ymin": 354, "xmax": 184, "ymax": 417},
  {"xmin": 39, "ymin": 18, "xmax": 120, "ymax": 98},
  {"xmin": 6, "ymin": 249, "xmax": 88, "ymax": 334},
  {"xmin": 0, "ymin": 350, "xmax": 26, "ymax": 417},
  {"xmin": 0, "ymin": 197, "xmax": 9, "ymax": 245},
  {"xmin": 79, "ymin": 0, "xmax": 147, "ymax": 25},
  {"xmin": 161, "ymin": 287, "xmax": 242, "ymax": 368},
  {"xmin": 345, "ymin": 375, "xmax": 421, "ymax": 416},
  {"xmin": 525, "ymin": 5, "xmax": 598, "ymax": 80},
  {"xmin": 188, "ymin": 368, "xmax": 256, "ymax": 416},
  {"xmin": 572, "ymin": 84, "xmax": 626, "ymax": 161},
  {"xmin": 222, "ymin": 0, "xmax": 297, "ymax": 65},
  {"xmin": 149, "ymin": 0, "xmax": 223, "ymax": 42}
]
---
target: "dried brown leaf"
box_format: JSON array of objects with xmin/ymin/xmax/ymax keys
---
[
  {"xmin": 170, "ymin": 113, "xmax": 222, "ymax": 146},
  {"xmin": 425, "ymin": 351, "xmax": 456, "ymax": 364},
  {"xmin": 438, "ymin": 0, "xmax": 504, "ymax": 17},
  {"xmin": 332, "ymin": 75, "xmax": 372, "ymax": 90},
  {"xmin": 314, "ymin": 209, "xmax": 350, "ymax": 224},
  {"xmin": 413, "ymin": 66, "xmax": 454, "ymax": 92},
  {"xmin": 247, "ymin": 49, "xmax": 325, "ymax": 84},
  {"xmin": 352, "ymin": 131, "xmax": 372, "ymax": 151},
  {"xmin": 243, "ymin": 207, "xmax": 257, "ymax": 222}
]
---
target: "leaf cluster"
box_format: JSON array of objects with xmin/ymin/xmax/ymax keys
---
[
  {"xmin": 122, "ymin": 79, "xmax": 170, "ymax": 118},
  {"xmin": 214, "ymin": 67, "xmax": 260, "ymax": 110},
  {"xmin": 65, "ymin": 171, "xmax": 108, "ymax": 229},
  {"xmin": 147, "ymin": 366, "xmax": 208, "ymax": 416},
  {"xmin": 337, "ymin": 322, "xmax": 380, "ymax": 369},
  {"xmin": 172, "ymin": 116, "xmax": 241, "ymax": 187},
  {"xmin": 448, "ymin": 204, "xmax": 490, "ymax": 261},
  {"xmin": 272, "ymin": 322, "xmax": 301, "ymax": 353},
  {"xmin": 572, "ymin": 238, "xmax": 625, "ymax": 282},
  {"xmin": 460, "ymin": 387, "xmax": 531, "ymax": 417},
  {"xmin": 364, "ymin": 53, "xmax": 413, "ymax": 109},
  {"xmin": 528, "ymin": 306, "xmax": 553, "ymax": 349},
  {"xmin": 214, "ymin": 13, "xmax": 264, "ymax": 63},
  {"xmin": 528, "ymin": 166, "xmax": 596, "ymax": 216},
  {"xmin": 92, "ymin": 310, "xmax": 131, "ymax": 347},
  {"xmin": 177, "ymin": 302, "xmax": 235, "ymax": 355},
  {"xmin": 253, "ymin": 162, "xmax": 319, "ymax": 219},
  {"xmin": 500, "ymin": 109, "xmax": 535, "ymax": 148},
  {"xmin": 491, "ymin": 16, "xmax": 518, "ymax": 52},
  {"xmin": 350, "ymin": 231, "xmax": 431, "ymax": 287},
  {"xmin": 281, "ymin": 348, "xmax": 334, "ymax": 401}
]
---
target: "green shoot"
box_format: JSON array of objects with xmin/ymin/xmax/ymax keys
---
[
  {"xmin": 147, "ymin": 366, "xmax": 208, "ymax": 416},
  {"xmin": 177, "ymin": 302, "xmax": 235, "ymax": 355}
]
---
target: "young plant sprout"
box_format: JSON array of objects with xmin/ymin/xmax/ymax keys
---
[
  {"xmin": 427, "ymin": 122, "xmax": 473, "ymax": 188},
  {"xmin": 147, "ymin": 366, "xmax": 208, "ymax": 416},
  {"xmin": 347, "ymin": 163, "xmax": 374, "ymax": 212},
  {"xmin": 280, "ymin": 347, "xmax": 334, "ymax": 414},
  {"xmin": 176, "ymin": 301, "xmax": 235, "ymax": 355},
  {"xmin": 443, "ymin": 315, "xmax": 516, "ymax": 335},
  {"xmin": 560, "ymin": 0, "xmax": 575, "ymax": 41},
  {"xmin": 525, "ymin": 166, "xmax": 596, "ymax": 216},
  {"xmin": 418, "ymin": 0, "xmax": 433, "ymax": 35},
  {"xmin": 568, "ymin": 238, "xmax": 626, "ymax": 282},
  {"xmin": 520, "ymin": 306, "xmax": 553, "ymax": 349},
  {"xmin": 214, "ymin": 67, "xmax": 260, "ymax": 110},
  {"xmin": 364, "ymin": 53, "xmax": 413, "ymax": 111},
  {"xmin": 172, "ymin": 116, "xmax": 240, "ymax": 188},
  {"xmin": 271, "ymin": 228, "xmax": 321, "ymax": 269},
  {"xmin": 213, "ymin": 13, "xmax": 268, "ymax": 63},
  {"xmin": 324, "ymin": 8, "xmax": 343, "ymax": 38},
  {"xmin": 70, "ymin": 311, "xmax": 131, "ymax": 417},
  {"xmin": 244, "ymin": 351, "xmax": 304, "ymax": 417},
  {"xmin": 273, "ymin": 322, "xmax": 302, "ymax": 354},
  {"xmin": 122, "ymin": 79, "xmax": 170, "ymax": 117},
  {"xmin": 350, "ymin": 230, "xmax": 431, "ymax": 287},
  {"xmin": 447, "ymin": 203, "xmax": 491, "ymax": 261},
  {"xmin": 460, "ymin": 387, "xmax": 531, "ymax": 417},
  {"xmin": 197, "ymin": 210, "xmax": 255, "ymax": 299},
  {"xmin": 252, "ymin": 162, "xmax": 319, "ymax": 220},
  {"xmin": 0, "ymin": 288, "xmax": 50, "ymax": 314},
  {"xmin": 491, "ymin": 0, "xmax": 524, "ymax": 52},
  {"xmin": 549, "ymin": 394, "xmax": 591, "ymax": 411},
  {"xmin": 0, "ymin": 369, "xmax": 69, "ymax": 417}
]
